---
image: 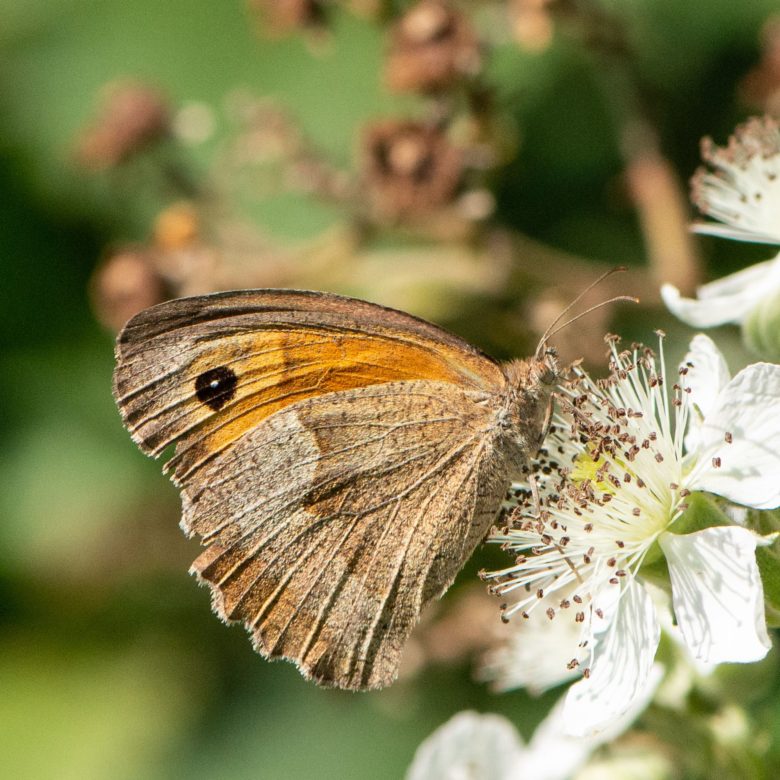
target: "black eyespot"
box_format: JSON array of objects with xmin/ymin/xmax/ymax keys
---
[{"xmin": 195, "ymin": 366, "xmax": 237, "ymax": 411}]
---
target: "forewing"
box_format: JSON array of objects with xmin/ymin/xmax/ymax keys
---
[
  {"xmin": 184, "ymin": 380, "xmax": 509, "ymax": 690},
  {"xmin": 113, "ymin": 289, "xmax": 504, "ymax": 484}
]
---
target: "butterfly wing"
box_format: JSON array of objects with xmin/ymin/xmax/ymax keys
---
[
  {"xmin": 113, "ymin": 289, "xmax": 510, "ymax": 689},
  {"xmin": 114, "ymin": 289, "xmax": 503, "ymax": 483},
  {"xmin": 185, "ymin": 380, "xmax": 510, "ymax": 689}
]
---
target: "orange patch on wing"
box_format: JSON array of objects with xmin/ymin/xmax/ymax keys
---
[{"xmin": 169, "ymin": 328, "xmax": 499, "ymax": 480}]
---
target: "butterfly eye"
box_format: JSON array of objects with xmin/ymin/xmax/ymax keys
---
[
  {"xmin": 195, "ymin": 365, "xmax": 238, "ymax": 411},
  {"xmin": 540, "ymin": 349, "xmax": 559, "ymax": 384}
]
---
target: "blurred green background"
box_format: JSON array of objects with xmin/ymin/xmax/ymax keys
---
[{"xmin": 2, "ymin": 1, "xmax": 780, "ymax": 778}]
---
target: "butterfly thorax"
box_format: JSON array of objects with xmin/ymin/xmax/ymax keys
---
[{"xmin": 496, "ymin": 357, "xmax": 558, "ymax": 474}]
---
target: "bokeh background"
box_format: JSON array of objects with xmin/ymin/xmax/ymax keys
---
[{"xmin": 2, "ymin": 1, "xmax": 780, "ymax": 778}]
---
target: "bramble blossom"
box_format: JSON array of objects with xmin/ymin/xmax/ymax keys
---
[
  {"xmin": 484, "ymin": 333, "xmax": 780, "ymax": 736},
  {"xmin": 662, "ymin": 117, "xmax": 780, "ymax": 358},
  {"xmin": 406, "ymin": 669, "xmax": 661, "ymax": 780}
]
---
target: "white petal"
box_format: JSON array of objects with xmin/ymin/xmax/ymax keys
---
[
  {"xmin": 405, "ymin": 711, "xmax": 523, "ymax": 780},
  {"xmin": 519, "ymin": 666, "xmax": 663, "ymax": 780},
  {"xmin": 689, "ymin": 363, "xmax": 780, "ymax": 508},
  {"xmin": 660, "ymin": 528, "xmax": 771, "ymax": 664},
  {"xmin": 562, "ymin": 580, "xmax": 660, "ymax": 738},
  {"xmin": 662, "ymin": 284, "xmax": 745, "ymax": 327},
  {"xmin": 696, "ymin": 253, "xmax": 780, "ymax": 300},
  {"xmin": 692, "ymin": 221, "xmax": 780, "ymax": 244},
  {"xmin": 481, "ymin": 592, "xmax": 583, "ymax": 695},
  {"xmin": 681, "ymin": 334, "xmax": 732, "ymax": 452},
  {"xmin": 661, "ymin": 262, "xmax": 779, "ymax": 329},
  {"xmin": 682, "ymin": 334, "xmax": 731, "ymax": 417}
]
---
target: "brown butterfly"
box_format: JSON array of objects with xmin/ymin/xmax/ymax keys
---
[{"xmin": 113, "ymin": 288, "xmax": 566, "ymax": 690}]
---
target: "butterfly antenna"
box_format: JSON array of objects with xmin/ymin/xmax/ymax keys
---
[{"xmin": 534, "ymin": 267, "xmax": 636, "ymax": 359}]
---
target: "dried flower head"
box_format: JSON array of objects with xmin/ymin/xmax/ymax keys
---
[
  {"xmin": 248, "ymin": 0, "xmax": 327, "ymax": 35},
  {"xmin": 153, "ymin": 202, "xmax": 201, "ymax": 251},
  {"xmin": 740, "ymin": 15, "xmax": 780, "ymax": 115},
  {"xmin": 76, "ymin": 81, "xmax": 170, "ymax": 170},
  {"xmin": 360, "ymin": 119, "xmax": 463, "ymax": 223},
  {"xmin": 385, "ymin": 0, "xmax": 481, "ymax": 93},
  {"xmin": 91, "ymin": 248, "xmax": 168, "ymax": 331},
  {"xmin": 509, "ymin": 0, "xmax": 555, "ymax": 52}
]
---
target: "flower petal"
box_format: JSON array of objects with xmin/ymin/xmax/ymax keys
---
[
  {"xmin": 521, "ymin": 666, "xmax": 663, "ymax": 780},
  {"xmin": 692, "ymin": 221, "xmax": 780, "ymax": 244},
  {"xmin": 562, "ymin": 580, "xmax": 660, "ymax": 738},
  {"xmin": 405, "ymin": 711, "xmax": 523, "ymax": 780},
  {"xmin": 691, "ymin": 118, "xmax": 780, "ymax": 244},
  {"xmin": 682, "ymin": 334, "xmax": 731, "ymax": 417},
  {"xmin": 480, "ymin": 591, "xmax": 583, "ymax": 695},
  {"xmin": 681, "ymin": 334, "xmax": 731, "ymax": 453},
  {"xmin": 661, "ymin": 256, "xmax": 780, "ymax": 327},
  {"xmin": 660, "ymin": 527, "xmax": 771, "ymax": 664},
  {"xmin": 689, "ymin": 362, "xmax": 780, "ymax": 509}
]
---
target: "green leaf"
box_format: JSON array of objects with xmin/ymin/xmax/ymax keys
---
[
  {"xmin": 756, "ymin": 537, "xmax": 780, "ymax": 627},
  {"xmin": 743, "ymin": 288, "xmax": 780, "ymax": 362},
  {"xmin": 671, "ymin": 492, "xmax": 732, "ymax": 535}
]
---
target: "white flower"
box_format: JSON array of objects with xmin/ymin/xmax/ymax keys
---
[
  {"xmin": 406, "ymin": 670, "xmax": 661, "ymax": 780},
  {"xmin": 682, "ymin": 334, "xmax": 780, "ymax": 509},
  {"xmin": 661, "ymin": 253, "xmax": 780, "ymax": 328},
  {"xmin": 485, "ymin": 334, "xmax": 779, "ymax": 737},
  {"xmin": 480, "ymin": 589, "xmax": 583, "ymax": 695},
  {"xmin": 662, "ymin": 117, "xmax": 780, "ymax": 329},
  {"xmin": 406, "ymin": 711, "xmax": 523, "ymax": 780},
  {"xmin": 690, "ymin": 116, "xmax": 780, "ymax": 245}
]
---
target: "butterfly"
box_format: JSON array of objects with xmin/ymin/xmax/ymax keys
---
[{"xmin": 113, "ymin": 288, "xmax": 563, "ymax": 690}]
